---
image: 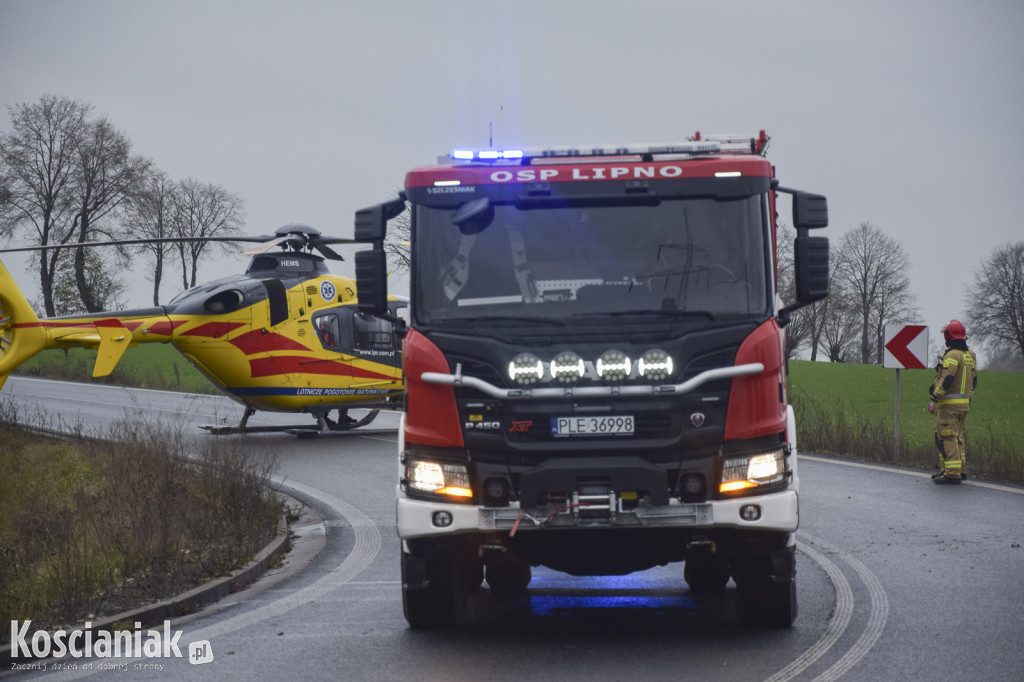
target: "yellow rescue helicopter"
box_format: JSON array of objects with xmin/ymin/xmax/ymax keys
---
[{"xmin": 0, "ymin": 224, "xmax": 404, "ymax": 435}]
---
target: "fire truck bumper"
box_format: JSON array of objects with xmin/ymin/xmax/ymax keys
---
[{"xmin": 397, "ymin": 489, "xmax": 798, "ymax": 541}]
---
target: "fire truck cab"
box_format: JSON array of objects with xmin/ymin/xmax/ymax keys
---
[{"xmin": 355, "ymin": 132, "xmax": 829, "ymax": 629}]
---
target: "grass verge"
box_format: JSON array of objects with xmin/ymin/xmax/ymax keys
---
[
  {"xmin": 789, "ymin": 360, "xmax": 1024, "ymax": 485},
  {"xmin": 0, "ymin": 400, "xmax": 281, "ymax": 641}
]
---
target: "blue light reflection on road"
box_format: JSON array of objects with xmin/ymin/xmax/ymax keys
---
[
  {"xmin": 530, "ymin": 594, "xmax": 696, "ymax": 616},
  {"xmin": 526, "ymin": 572, "xmax": 698, "ymax": 617}
]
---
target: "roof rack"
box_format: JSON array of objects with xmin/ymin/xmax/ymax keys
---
[
  {"xmin": 691, "ymin": 130, "xmax": 770, "ymax": 155},
  {"xmin": 439, "ymin": 131, "xmax": 769, "ymax": 164}
]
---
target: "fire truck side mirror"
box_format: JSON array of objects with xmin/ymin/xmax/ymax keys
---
[
  {"xmin": 355, "ymin": 248, "xmax": 387, "ymax": 315},
  {"xmin": 354, "ymin": 198, "xmax": 406, "ymax": 242},
  {"xmin": 792, "ymin": 192, "xmax": 828, "ymax": 229},
  {"xmin": 795, "ymin": 235, "xmax": 830, "ymax": 304},
  {"xmin": 354, "ymin": 198, "xmax": 406, "ymax": 316}
]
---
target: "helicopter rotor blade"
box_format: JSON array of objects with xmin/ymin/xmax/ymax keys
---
[
  {"xmin": 312, "ymin": 243, "xmax": 345, "ymax": 261},
  {"xmin": 311, "ymin": 235, "xmax": 360, "ymax": 246},
  {"xmin": 0, "ymin": 236, "xmax": 265, "ymax": 254},
  {"xmin": 0, "ymin": 225, "xmax": 369, "ymax": 259}
]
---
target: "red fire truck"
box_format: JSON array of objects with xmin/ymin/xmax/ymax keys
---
[{"xmin": 354, "ymin": 132, "xmax": 829, "ymax": 629}]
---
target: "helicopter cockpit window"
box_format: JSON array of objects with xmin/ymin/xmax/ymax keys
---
[
  {"xmin": 352, "ymin": 312, "xmax": 394, "ymax": 351},
  {"xmin": 203, "ymin": 289, "xmax": 245, "ymax": 314},
  {"xmin": 312, "ymin": 308, "xmax": 398, "ymax": 353},
  {"xmin": 316, "ymin": 313, "xmax": 342, "ymax": 348}
]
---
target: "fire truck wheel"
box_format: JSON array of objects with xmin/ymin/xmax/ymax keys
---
[
  {"xmin": 733, "ymin": 550, "xmax": 797, "ymax": 628},
  {"xmin": 401, "ymin": 548, "xmax": 467, "ymax": 630},
  {"xmin": 485, "ymin": 555, "xmax": 532, "ymax": 595},
  {"xmin": 683, "ymin": 555, "xmax": 731, "ymax": 593}
]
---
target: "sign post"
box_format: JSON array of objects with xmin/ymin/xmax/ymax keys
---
[{"xmin": 883, "ymin": 324, "xmax": 929, "ymax": 457}]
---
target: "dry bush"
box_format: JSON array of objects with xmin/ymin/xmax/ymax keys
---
[{"xmin": 0, "ymin": 400, "xmax": 281, "ymax": 636}]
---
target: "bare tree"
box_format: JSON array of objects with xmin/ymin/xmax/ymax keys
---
[
  {"xmin": 868, "ymin": 248, "xmax": 920, "ymax": 363},
  {"xmin": 68, "ymin": 117, "xmax": 152, "ymax": 311},
  {"xmin": 123, "ymin": 172, "xmax": 177, "ymax": 305},
  {"xmin": 965, "ymin": 241, "xmax": 1024, "ymax": 363},
  {"xmin": 784, "ymin": 227, "xmax": 858, "ymax": 363},
  {"xmin": 819, "ymin": 278, "xmax": 860, "ymax": 362},
  {"xmin": 979, "ymin": 343, "xmax": 1024, "ymax": 372},
  {"xmin": 45, "ymin": 247, "xmax": 126, "ymax": 315},
  {"xmin": 834, "ymin": 222, "xmax": 920, "ymax": 364},
  {"xmin": 383, "ymin": 197, "xmax": 411, "ymax": 275},
  {"xmin": 0, "ymin": 95, "xmax": 89, "ymax": 316},
  {"xmin": 0, "ymin": 168, "xmax": 15, "ymax": 238},
  {"xmin": 172, "ymin": 178, "xmax": 244, "ymax": 289},
  {"xmin": 776, "ymin": 222, "xmax": 811, "ymax": 359}
]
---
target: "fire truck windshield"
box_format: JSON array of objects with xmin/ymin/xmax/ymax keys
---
[{"xmin": 414, "ymin": 194, "xmax": 769, "ymax": 325}]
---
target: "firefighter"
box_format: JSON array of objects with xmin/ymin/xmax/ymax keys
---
[{"xmin": 928, "ymin": 319, "xmax": 978, "ymax": 484}]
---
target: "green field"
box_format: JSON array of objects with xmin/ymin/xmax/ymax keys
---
[
  {"xmin": 789, "ymin": 360, "xmax": 1024, "ymax": 483},
  {"xmin": 14, "ymin": 343, "xmax": 215, "ymax": 394}
]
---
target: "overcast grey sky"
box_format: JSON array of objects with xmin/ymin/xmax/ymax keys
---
[{"xmin": 2, "ymin": 0, "xmax": 1022, "ymax": 358}]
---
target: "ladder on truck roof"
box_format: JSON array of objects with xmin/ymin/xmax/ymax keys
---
[{"xmin": 441, "ymin": 130, "xmax": 769, "ymax": 164}]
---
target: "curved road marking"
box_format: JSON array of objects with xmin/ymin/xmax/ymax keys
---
[
  {"xmin": 765, "ymin": 538, "xmax": 854, "ymax": 682},
  {"xmin": 805, "ymin": 535, "xmax": 889, "ymax": 682},
  {"xmin": 766, "ymin": 529, "xmax": 890, "ymax": 682},
  {"xmin": 41, "ymin": 477, "xmax": 382, "ymax": 680}
]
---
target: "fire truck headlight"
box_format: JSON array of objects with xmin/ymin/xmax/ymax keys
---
[
  {"xmin": 508, "ymin": 353, "xmax": 545, "ymax": 386},
  {"xmin": 719, "ymin": 450, "xmax": 786, "ymax": 494},
  {"xmin": 596, "ymin": 350, "xmax": 631, "ymax": 383},
  {"xmin": 637, "ymin": 349, "xmax": 674, "ymax": 383},
  {"xmin": 550, "ymin": 351, "xmax": 585, "ymax": 385},
  {"xmin": 406, "ymin": 457, "xmax": 473, "ymax": 500}
]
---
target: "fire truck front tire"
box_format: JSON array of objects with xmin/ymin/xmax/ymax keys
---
[
  {"xmin": 683, "ymin": 555, "xmax": 731, "ymax": 594},
  {"xmin": 401, "ymin": 546, "xmax": 467, "ymax": 630},
  {"xmin": 733, "ymin": 546, "xmax": 797, "ymax": 628},
  {"xmin": 485, "ymin": 554, "xmax": 532, "ymax": 595}
]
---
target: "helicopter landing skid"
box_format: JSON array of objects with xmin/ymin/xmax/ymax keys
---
[
  {"xmin": 201, "ymin": 409, "xmax": 392, "ymax": 437},
  {"xmin": 319, "ymin": 408, "xmax": 380, "ymax": 431}
]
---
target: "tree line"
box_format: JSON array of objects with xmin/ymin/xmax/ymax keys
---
[
  {"xmin": 779, "ymin": 223, "xmax": 1024, "ymax": 371},
  {"xmin": 0, "ymin": 95, "xmax": 244, "ymax": 316},
  {"xmin": 3, "ymin": 95, "xmax": 1021, "ymax": 370}
]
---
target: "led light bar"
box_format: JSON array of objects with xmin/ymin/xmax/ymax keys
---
[
  {"xmin": 440, "ymin": 132, "xmax": 769, "ymax": 165},
  {"xmin": 637, "ymin": 349, "xmax": 674, "ymax": 383},
  {"xmin": 595, "ymin": 350, "xmax": 631, "ymax": 383},
  {"xmin": 508, "ymin": 352, "xmax": 545, "ymax": 386},
  {"xmin": 550, "ymin": 351, "xmax": 586, "ymax": 385},
  {"xmin": 440, "ymin": 141, "xmax": 723, "ymax": 165}
]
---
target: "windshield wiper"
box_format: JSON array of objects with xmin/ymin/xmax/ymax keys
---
[
  {"xmin": 457, "ymin": 315, "xmax": 569, "ymax": 326},
  {"xmin": 574, "ymin": 309, "xmax": 717, "ymax": 321}
]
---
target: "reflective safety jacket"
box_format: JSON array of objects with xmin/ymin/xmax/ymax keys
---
[{"xmin": 930, "ymin": 346, "xmax": 978, "ymax": 408}]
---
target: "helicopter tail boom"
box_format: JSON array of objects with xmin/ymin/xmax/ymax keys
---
[
  {"xmin": 0, "ymin": 258, "xmax": 48, "ymax": 391},
  {"xmin": 0, "ymin": 259, "xmax": 162, "ymax": 388}
]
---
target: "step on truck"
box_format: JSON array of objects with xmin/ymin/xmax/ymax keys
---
[{"xmin": 354, "ymin": 131, "xmax": 829, "ymax": 629}]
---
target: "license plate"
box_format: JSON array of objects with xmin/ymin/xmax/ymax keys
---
[{"xmin": 552, "ymin": 415, "xmax": 635, "ymax": 437}]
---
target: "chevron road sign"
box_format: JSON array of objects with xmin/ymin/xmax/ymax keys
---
[
  {"xmin": 883, "ymin": 324, "xmax": 930, "ymax": 456},
  {"xmin": 883, "ymin": 324, "xmax": 929, "ymax": 369}
]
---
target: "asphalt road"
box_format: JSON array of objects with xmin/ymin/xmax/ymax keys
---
[{"xmin": 3, "ymin": 376, "xmax": 1023, "ymax": 682}]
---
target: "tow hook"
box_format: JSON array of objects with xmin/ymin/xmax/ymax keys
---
[{"xmin": 686, "ymin": 538, "xmax": 717, "ymax": 553}]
